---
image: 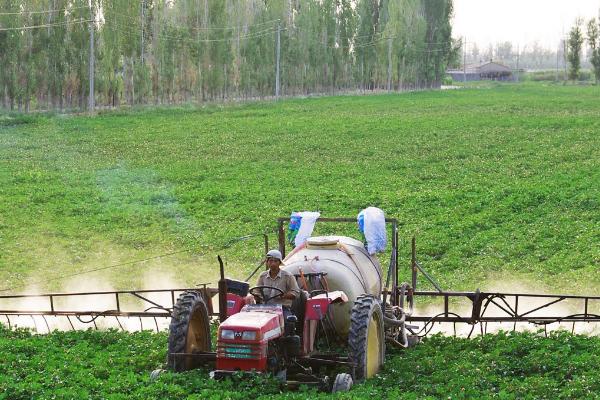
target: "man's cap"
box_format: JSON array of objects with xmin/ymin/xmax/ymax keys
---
[{"xmin": 266, "ymin": 249, "xmax": 284, "ymax": 264}]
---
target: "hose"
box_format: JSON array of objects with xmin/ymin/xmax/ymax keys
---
[
  {"xmin": 383, "ymin": 313, "xmax": 405, "ymax": 326},
  {"xmin": 387, "ymin": 337, "xmax": 408, "ymax": 349},
  {"xmin": 383, "ymin": 310, "xmax": 408, "ymax": 347},
  {"xmin": 298, "ymin": 267, "xmax": 309, "ymax": 291},
  {"xmin": 383, "ymin": 283, "xmax": 413, "ymax": 348}
]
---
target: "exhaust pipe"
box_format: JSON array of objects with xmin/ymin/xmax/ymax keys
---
[{"xmin": 218, "ymin": 256, "xmax": 228, "ymax": 324}]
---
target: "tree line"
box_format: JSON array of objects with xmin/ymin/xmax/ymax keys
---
[
  {"xmin": 0, "ymin": 0, "xmax": 458, "ymax": 112},
  {"xmin": 567, "ymin": 17, "xmax": 600, "ymax": 82}
]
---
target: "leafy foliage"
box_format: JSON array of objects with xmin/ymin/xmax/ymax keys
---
[
  {"xmin": 567, "ymin": 19, "xmax": 585, "ymax": 80},
  {"xmin": 3, "ymin": 326, "xmax": 600, "ymax": 399},
  {"xmin": 0, "ymin": 0, "xmax": 455, "ymax": 111},
  {"xmin": 586, "ymin": 18, "xmax": 600, "ymax": 84},
  {"xmin": 0, "ymin": 84, "xmax": 598, "ymax": 293}
]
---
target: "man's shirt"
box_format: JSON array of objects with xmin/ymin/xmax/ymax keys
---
[{"xmin": 257, "ymin": 268, "xmax": 300, "ymax": 307}]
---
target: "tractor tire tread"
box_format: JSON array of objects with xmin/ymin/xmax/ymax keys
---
[
  {"xmin": 332, "ymin": 372, "xmax": 353, "ymax": 393},
  {"xmin": 348, "ymin": 294, "xmax": 385, "ymax": 382},
  {"xmin": 167, "ymin": 290, "xmax": 211, "ymax": 372}
]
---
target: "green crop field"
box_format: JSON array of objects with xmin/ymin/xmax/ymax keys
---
[
  {"xmin": 3, "ymin": 326, "xmax": 600, "ymax": 399},
  {"xmin": 1, "ymin": 83, "xmax": 600, "ymax": 398},
  {"xmin": 1, "ymin": 83, "xmax": 598, "ymax": 294}
]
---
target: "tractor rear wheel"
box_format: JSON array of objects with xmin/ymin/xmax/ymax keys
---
[
  {"xmin": 167, "ymin": 290, "xmax": 211, "ymax": 372},
  {"xmin": 348, "ymin": 294, "xmax": 385, "ymax": 382}
]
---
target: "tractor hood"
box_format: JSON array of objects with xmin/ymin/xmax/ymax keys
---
[{"xmin": 219, "ymin": 305, "xmax": 283, "ymax": 340}]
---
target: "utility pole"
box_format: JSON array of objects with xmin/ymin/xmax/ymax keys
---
[
  {"xmin": 387, "ymin": 37, "xmax": 392, "ymax": 92},
  {"xmin": 88, "ymin": 2, "xmax": 95, "ymax": 112},
  {"xmin": 275, "ymin": 21, "xmax": 281, "ymax": 99},
  {"xmin": 515, "ymin": 44, "xmax": 520, "ymax": 82},
  {"xmin": 556, "ymin": 41, "xmax": 559, "ymax": 81},
  {"xmin": 463, "ymin": 36, "xmax": 467, "ymax": 83},
  {"xmin": 141, "ymin": 0, "xmax": 145, "ymax": 64},
  {"xmin": 564, "ymin": 35, "xmax": 568, "ymax": 81},
  {"xmin": 361, "ymin": 58, "xmax": 364, "ymax": 93}
]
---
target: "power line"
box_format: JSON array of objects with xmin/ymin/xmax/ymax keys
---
[
  {"xmin": 354, "ymin": 36, "xmax": 394, "ymax": 49},
  {"xmin": 103, "ymin": 7, "xmax": 279, "ymax": 31},
  {"xmin": 186, "ymin": 18, "xmax": 280, "ymax": 32},
  {"xmin": 107, "ymin": 20, "xmax": 279, "ymax": 44},
  {"xmin": 0, "ymin": 6, "xmax": 89, "ymax": 15},
  {"xmin": 323, "ymin": 35, "xmax": 389, "ymax": 50},
  {"xmin": 0, "ymin": 19, "xmax": 92, "ymax": 31},
  {"xmin": 327, "ymin": 35, "xmax": 453, "ymax": 50},
  {"xmin": 111, "ymin": 25, "xmax": 277, "ymax": 45},
  {"xmin": 0, "ymin": 8, "xmax": 279, "ymax": 35},
  {"xmin": 0, "ymin": 14, "xmax": 451, "ymax": 51},
  {"xmin": 293, "ymin": 26, "xmax": 453, "ymax": 46}
]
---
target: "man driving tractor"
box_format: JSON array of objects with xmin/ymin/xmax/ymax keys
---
[{"xmin": 246, "ymin": 249, "xmax": 300, "ymax": 313}]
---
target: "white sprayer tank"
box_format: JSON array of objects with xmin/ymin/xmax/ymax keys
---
[{"xmin": 282, "ymin": 236, "xmax": 383, "ymax": 337}]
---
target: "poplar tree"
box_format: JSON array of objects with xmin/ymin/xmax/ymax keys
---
[
  {"xmin": 567, "ymin": 18, "xmax": 584, "ymax": 81},
  {"xmin": 0, "ymin": 0, "xmax": 457, "ymax": 112},
  {"xmin": 587, "ymin": 18, "xmax": 600, "ymax": 84}
]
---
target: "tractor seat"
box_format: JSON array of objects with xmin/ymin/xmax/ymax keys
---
[{"xmin": 291, "ymin": 290, "xmax": 308, "ymax": 331}]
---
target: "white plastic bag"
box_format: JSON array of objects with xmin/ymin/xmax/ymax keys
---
[
  {"xmin": 290, "ymin": 211, "xmax": 321, "ymax": 247},
  {"xmin": 358, "ymin": 207, "xmax": 387, "ymax": 254}
]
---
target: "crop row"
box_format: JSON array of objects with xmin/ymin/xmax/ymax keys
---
[
  {"xmin": 2, "ymin": 326, "xmax": 600, "ymax": 399},
  {"xmin": 1, "ymin": 84, "xmax": 599, "ymax": 293}
]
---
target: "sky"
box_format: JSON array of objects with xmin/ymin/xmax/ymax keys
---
[{"xmin": 452, "ymin": 0, "xmax": 600, "ymax": 50}]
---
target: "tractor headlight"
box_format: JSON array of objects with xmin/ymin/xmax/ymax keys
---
[
  {"xmin": 241, "ymin": 331, "xmax": 257, "ymax": 341},
  {"xmin": 220, "ymin": 329, "xmax": 235, "ymax": 340}
]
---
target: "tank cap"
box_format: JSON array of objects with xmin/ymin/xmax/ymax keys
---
[{"xmin": 306, "ymin": 237, "xmax": 339, "ymax": 249}]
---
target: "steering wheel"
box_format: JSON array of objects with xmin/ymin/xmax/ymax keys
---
[{"xmin": 249, "ymin": 286, "xmax": 285, "ymax": 304}]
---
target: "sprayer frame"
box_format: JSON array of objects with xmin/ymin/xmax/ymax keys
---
[
  {"xmin": 3, "ymin": 216, "xmax": 600, "ymax": 337},
  {"xmin": 275, "ymin": 217, "xmax": 402, "ymax": 307},
  {"xmin": 274, "ymin": 217, "xmax": 600, "ymax": 337}
]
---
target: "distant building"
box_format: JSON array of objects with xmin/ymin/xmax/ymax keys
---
[{"xmin": 447, "ymin": 61, "xmax": 514, "ymax": 82}]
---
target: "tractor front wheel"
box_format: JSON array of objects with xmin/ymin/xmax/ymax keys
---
[
  {"xmin": 348, "ymin": 294, "xmax": 385, "ymax": 382},
  {"xmin": 332, "ymin": 373, "xmax": 353, "ymax": 392},
  {"xmin": 167, "ymin": 290, "xmax": 212, "ymax": 372}
]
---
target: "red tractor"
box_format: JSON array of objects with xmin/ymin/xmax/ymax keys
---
[{"xmin": 165, "ymin": 217, "xmax": 413, "ymax": 392}]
